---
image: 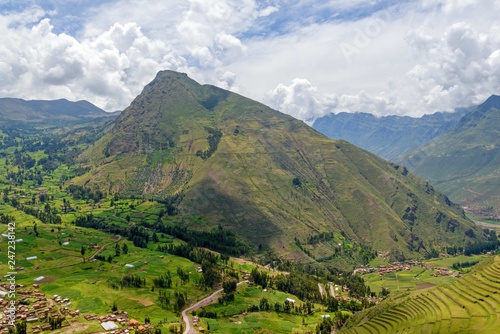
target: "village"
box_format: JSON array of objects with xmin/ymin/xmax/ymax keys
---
[
  {"xmin": 0, "ymin": 282, "xmax": 157, "ymax": 334},
  {"xmin": 353, "ymin": 259, "xmax": 460, "ymax": 278}
]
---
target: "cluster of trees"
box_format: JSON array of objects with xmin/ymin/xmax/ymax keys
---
[
  {"xmin": 315, "ymin": 312, "xmax": 351, "ymax": 334},
  {"xmin": 120, "ymin": 274, "xmax": 146, "ymax": 288},
  {"xmin": 195, "ymin": 127, "xmax": 222, "ymax": 160},
  {"xmin": 6, "ymin": 169, "xmax": 43, "ymax": 186},
  {"xmin": 15, "ymin": 203, "xmax": 62, "ymax": 225},
  {"xmin": 0, "ymin": 213, "xmax": 15, "ymax": 224},
  {"xmin": 153, "ymin": 272, "xmax": 173, "ymax": 289},
  {"xmin": 452, "ymin": 260, "xmax": 480, "ymax": 270},
  {"xmin": 10, "ymin": 149, "xmax": 36, "ymax": 169},
  {"xmin": 464, "ymin": 240, "xmax": 499, "ymax": 256},
  {"xmin": 250, "ymin": 298, "xmax": 316, "ymax": 316},
  {"xmin": 218, "ymin": 278, "xmax": 237, "ymax": 305},
  {"xmin": 48, "ymin": 317, "xmax": 63, "ymax": 330},
  {"xmin": 157, "ymin": 244, "xmax": 219, "ymax": 267},
  {"xmin": 67, "ymin": 184, "xmax": 104, "ymax": 202},
  {"xmin": 159, "ymin": 224, "xmax": 250, "ymax": 256}
]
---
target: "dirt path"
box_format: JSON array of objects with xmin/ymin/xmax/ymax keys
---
[
  {"xmin": 318, "ymin": 283, "xmax": 325, "ymax": 299},
  {"xmin": 473, "ymin": 220, "xmax": 500, "ymax": 231},
  {"xmin": 88, "ymin": 235, "xmax": 122, "ymax": 261},
  {"xmin": 182, "ymin": 281, "xmax": 246, "ymax": 334},
  {"xmin": 182, "ymin": 288, "xmax": 223, "ymax": 334}
]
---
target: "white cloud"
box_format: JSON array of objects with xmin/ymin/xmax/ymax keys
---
[
  {"xmin": 265, "ymin": 78, "xmax": 335, "ymax": 122},
  {"xmin": 0, "ymin": 12, "xmax": 187, "ymax": 110},
  {"xmin": 0, "ymin": 0, "xmax": 499, "ymax": 120}
]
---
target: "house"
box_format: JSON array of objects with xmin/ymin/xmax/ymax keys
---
[
  {"xmin": 26, "ymin": 256, "xmax": 38, "ymax": 261},
  {"xmin": 40, "ymin": 324, "xmax": 52, "ymax": 331},
  {"xmin": 101, "ymin": 321, "xmax": 119, "ymax": 331},
  {"xmin": 286, "ymin": 298, "xmax": 295, "ymax": 303}
]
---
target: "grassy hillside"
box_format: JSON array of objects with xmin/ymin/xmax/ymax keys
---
[
  {"xmin": 76, "ymin": 71, "xmax": 490, "ymax": 265},
  {"xmin": 340, "ymin": 255, "xmax": 500, "ymax": 333},
  {"xmin": 401, "ymin": 95, "xmax": 500, "ymax": 217}
]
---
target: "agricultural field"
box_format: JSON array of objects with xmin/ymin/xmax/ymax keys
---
[
  {"xmin": 341, "ymin": 255, "xmax": 500, "ymax": 334},
  {"xmin": 191, "ymin": 284, "xmax": 339, "ymax": 334}
]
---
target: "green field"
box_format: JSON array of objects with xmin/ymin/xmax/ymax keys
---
[{"xmin": 194, "ymin": 284, "xmax": 333, "ymax": 333}]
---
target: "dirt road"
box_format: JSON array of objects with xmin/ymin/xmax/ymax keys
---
[
  {"xmin": 318, "ymin": 283, "xmax": 325, "ymax": 298},
  {"xmin": 182, "ymin": 281, "xmax": 246, "ymax": 334},
  {"xmin": 182, "ymin": 288, "xmax": 223, "ymax": 334}
]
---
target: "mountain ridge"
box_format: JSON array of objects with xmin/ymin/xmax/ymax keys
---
[
  {"xmin": 0, "ymin": 97, "xmax": 116, "ymax": 125},
  {"xmin": 312, "ymin": 108, "xmax": 469, "ymax": 162},
  {"xmin": 74, "ymin": 70, "xmax": 489, "ymax": 265}
]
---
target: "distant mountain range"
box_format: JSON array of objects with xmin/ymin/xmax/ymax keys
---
[
  {"xmin": 314, "ymin": 96, "xmax": 500, "ymax": 218},
  {"xmin": 73, "ymin": 70, "xmax": 487, "ymax": 265},
  {"xmin": 0, "ymin": 98, "xmax": 116, "ymax": 125},
  {"xmin": 313, "ymin": 109, "xmax": 469, "ymax": 162}
]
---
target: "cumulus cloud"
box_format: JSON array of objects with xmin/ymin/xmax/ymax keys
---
[
  {"xmin": 1, "ymin": 0, "xmax": 500, "ymax": 120},
  {"xmin": 265, "ymin": 78, "xmax": 336, "ymax": 122},
  {"xmin": 406, "ymin": 21, "xmax": 500, "ymax": 111},
  {"xmin": 258, "ymin": 0, "xmax": 500, "ymax": 121},
  {"xmin": 0, "ymin": 12, "xmax": 187, "ymax": 110},
  {"xmin": 265, "ymin": 78, "xmax": 410, "ymax": 122}
]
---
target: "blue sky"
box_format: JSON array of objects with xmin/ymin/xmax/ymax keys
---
[{"xmin": 0, "ymin": 0, "xmax": 499, "ymax": 120}]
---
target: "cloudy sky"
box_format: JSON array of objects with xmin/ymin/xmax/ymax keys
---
[{"xmin": 0, "ymin": 0, "xmax": 499, "ymax": 121}]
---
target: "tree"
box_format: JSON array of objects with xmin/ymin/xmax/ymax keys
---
[
  {"xmin": 15, "ymin": 320, "xmax": 27, "ymax": 334},
  {"xmin": 80, "ymin": 246, "xmax": 86, "ymax": 262},
  {"xmin": 112, "ymin": 301, "xmax": 118, "ymax": 312},
  {"xmin": 115, "ymin": 243, "xmax": 121, "ymax": 256},
  {"xmin": 152, "ymin": 232, "xmax": 159, "ymax": 242},
  {"xmin": 223, "ymin": 279, "xmax": 237, "ymax": 294},
  {"xmin": 122, "ymin": 243, "xmax": 129, "ymax": 254}
]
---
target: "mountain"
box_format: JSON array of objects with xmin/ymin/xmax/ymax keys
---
[
  {"xmin": 312, "ymin": 110, "xmax": 467, "ymax": 162},
  {"xmin": 0, "ymin": 97, "xmax": 116, "ymax": 125},
  {"xmin": 75, "ymin": 70, "xmax": 489, "ymax": 265},
  {"xmin": 400, "ymin": 95, "xmax": 500, "ymax": 217}
]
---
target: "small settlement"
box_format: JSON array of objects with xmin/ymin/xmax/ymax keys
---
[{"xmin": 0, "ymin": 283, "xmax": 156, "ymax": 333}]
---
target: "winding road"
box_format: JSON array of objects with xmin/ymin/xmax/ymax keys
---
[{"xmin": 182, "ymin": 281, "xmax": 247, "ymax": 334}]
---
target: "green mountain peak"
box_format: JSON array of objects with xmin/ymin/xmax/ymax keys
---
[{"xmin": 76, "ymin": 71, "xmax": 490, "ymax": 267}]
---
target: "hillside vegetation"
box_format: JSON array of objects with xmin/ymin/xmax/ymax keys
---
[{"xmin": 75, "ymin": 71, "xmax": 489, "ymax": 265}]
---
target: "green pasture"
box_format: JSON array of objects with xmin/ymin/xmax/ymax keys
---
[{"xmin": 196, "ymin": 284, "xmax": 328, "ymax": 333}]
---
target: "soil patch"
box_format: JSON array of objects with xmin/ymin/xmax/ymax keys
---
[
  {"xmin": 416, "ymin": 282, "xmax": 435, "ymax": 290},
  {"xmin": 128, "ymin": 297, "xmax": 155, "ymax": 307}
]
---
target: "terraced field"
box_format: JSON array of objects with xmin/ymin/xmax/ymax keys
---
[{"xmin": 341, "ymin": 255, "xmax": 500, "ymax": 333}]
